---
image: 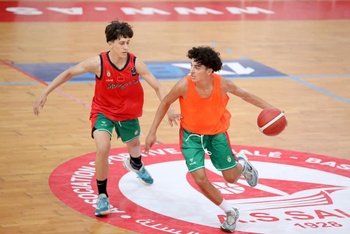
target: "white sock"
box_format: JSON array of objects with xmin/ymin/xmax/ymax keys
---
[
  {"xmin": 238, "ymin": 159, "xmax": 246, "ymax": 172},
  {"xmin": 218, "ymin": 199, "xmax": 233, "ymax": 213}
]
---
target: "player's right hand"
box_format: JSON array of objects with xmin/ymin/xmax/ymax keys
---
[
  {"xmin": 144, "ymin": 133, "xmax": 157, "ymax": 154},
  {"xmin": 33, "ymin": 94, "xmax": 47, "ymax": 116}
]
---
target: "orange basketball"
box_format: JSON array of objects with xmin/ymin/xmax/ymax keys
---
[{"xmin": 257, "ymin": 108, "xmax": 287, "ymax": 136}]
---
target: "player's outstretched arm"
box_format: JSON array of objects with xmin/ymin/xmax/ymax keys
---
[
  {"xmin": 33, "ymin": 56, "xmax": 100, "ymax": 116},
  {"xmin": 144, "ymin": 93, "xmax": 175, "ymax": 154},
  {"xmin": 144, "ymin": 78, "xmax": 186, "ymax": 154},
  {"xmin": 223, "ymin": 78, "xmax": 274, "ymax": 110}
]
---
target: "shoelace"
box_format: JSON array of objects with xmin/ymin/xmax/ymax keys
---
[
  {"xmin": 245, "ymin": 170, "xmax": 253, "ymax": 180},
  {"xmin": 138, "ymin": 168, "xmax": 150, "ymax": 179},
  {"xmin": 226, "ymin": 211, "xmax": 237, "ymax": 225},
  {"xmin": 98, "ymin": 198, "xmax": 107, "ymax": 208},
  {"xmin": 138, "ymin": 168, "xmax": 145, "ymax": 175}
]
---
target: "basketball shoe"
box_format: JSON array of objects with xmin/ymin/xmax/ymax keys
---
[
  {"xmin": 237, "ymin": 153, "xmax": 259, "ymax": 187},
  {"xmin": 95, "ymin": 193, "xmax": 110, "ymax": 216},
  {"xmin": 123, "ymin": 157, "xmax": 154, "ymax": 185},
  {"xmin": 221, "ymin": 208, "xmax": 240, "ymax": 233}
]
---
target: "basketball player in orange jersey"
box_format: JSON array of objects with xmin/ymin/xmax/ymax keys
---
[
  {"xmin": 33, "ymin": 20, "xmax": 181, "ymax": 217},
  {"xmin": 144, "ymin": 46, "xmax": 278, "ymax": 232}
]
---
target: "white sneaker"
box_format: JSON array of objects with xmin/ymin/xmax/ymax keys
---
[
  {"xmin": 220, "ymin": 208, "xmax": 239, "ymax": 232},
  {"xmin": 238, "ymin": 153, "xmax": 259, "ymax": 187}
]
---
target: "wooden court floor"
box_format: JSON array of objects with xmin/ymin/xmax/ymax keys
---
[{"xmin": 0, "ymin": 0, "xmax": 349, "ymax": 233}]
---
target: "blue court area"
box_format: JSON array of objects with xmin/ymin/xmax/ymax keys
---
[{"xmin": 13, "ymin": 59, "xmax": 287, "ymax": 83}]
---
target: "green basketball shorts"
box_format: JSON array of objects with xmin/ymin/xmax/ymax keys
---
[
  {"xmin": 92, "ymin": 113, "xmax": 140, "ymax": 143},
  {"xmin": 180, "ymin": 127, "xmax": 237, "ymax": 172}
]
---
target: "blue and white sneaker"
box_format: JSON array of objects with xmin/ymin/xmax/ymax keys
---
[
  {"xmin": 221, "ymin": 208, "xmax": 240, "ymax": 233},
  {"xmin": 237, "ymin": 153, "xmax": 259, "ymax": 187},
  {"xmin": 95, "ymin": 193, "xmax": 110, "ymax": 216},
  {"xmin": 123, "ymin": 157, "xmax": 154, "ymax": 185}
]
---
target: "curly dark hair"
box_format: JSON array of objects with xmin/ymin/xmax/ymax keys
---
[
  {"xmin": 187, "ymin": 46, "xmax": 222, "ymax": 72},
  {"xmin": 105, "ymin": 20, "xmax": 134, "ymax": 42}
]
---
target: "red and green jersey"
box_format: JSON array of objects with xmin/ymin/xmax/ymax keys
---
[{"xmin": 91, "ymin": 51, "xmax": 144, "ymax": 122}]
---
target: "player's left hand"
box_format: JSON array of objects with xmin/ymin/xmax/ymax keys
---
[{"xmin": 166, "ymin": 109, "xmax": 182, "ymax": 127}]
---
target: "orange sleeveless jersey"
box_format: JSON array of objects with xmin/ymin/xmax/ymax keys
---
[{"xmin": 179, "ymin": 74, "xmax": 231, "ymax": 135}]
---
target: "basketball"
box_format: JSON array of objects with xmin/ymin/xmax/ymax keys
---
[{"xmin": 257, "ymin": 108, "xmax": 287, "ymax": 136}]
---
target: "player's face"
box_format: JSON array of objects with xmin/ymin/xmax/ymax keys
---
[
  {"xmin": 109, "ymin": 37, "xmax": 131, "ymax": 57},
  {"xmin": 189, "ymin": 59, "xmax": 212, "ymax": 82}
]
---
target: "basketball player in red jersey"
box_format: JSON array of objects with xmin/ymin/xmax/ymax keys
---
[
  {"xmin": 33, "ymin": 21, "xmax": 181, "ymax": 217},
  {"xmin": 145, "ymin": 46, "xmax": 279, "ymax": 232}
]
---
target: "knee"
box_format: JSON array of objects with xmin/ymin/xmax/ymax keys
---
[
  {"xmin": 223, "ymin": 164, "xmax": 243, "ymax": 183},
  {"xmin": 193, "ymin": 175, "xmax": 210, "ymax": 188},
  {"xmin": 127, "ymin": 138, "xmax": 140, "ymax": 148},
  {"xmin": 93, "ymin": 131, "xmax": 111, "ymax": 158},
  {"xmin": 224, "ymin": 175, "xmax": 238, "ymax": 184},
  {"xmin": 95, "ymin": 144, "xmax": 110, "ymax": 160}
]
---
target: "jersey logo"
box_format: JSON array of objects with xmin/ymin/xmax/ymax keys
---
[{"xmin": 131, "ymin": 67, "xmax": 137, "ymax": 76}]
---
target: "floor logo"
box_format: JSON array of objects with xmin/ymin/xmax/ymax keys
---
[
  {"xmin": 13, "ymin": 59, "xmax": 286, "ymax": 83},
  {"xmin": 49, "ymin": 144, "xmax": 350, "ymax": 234}
]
